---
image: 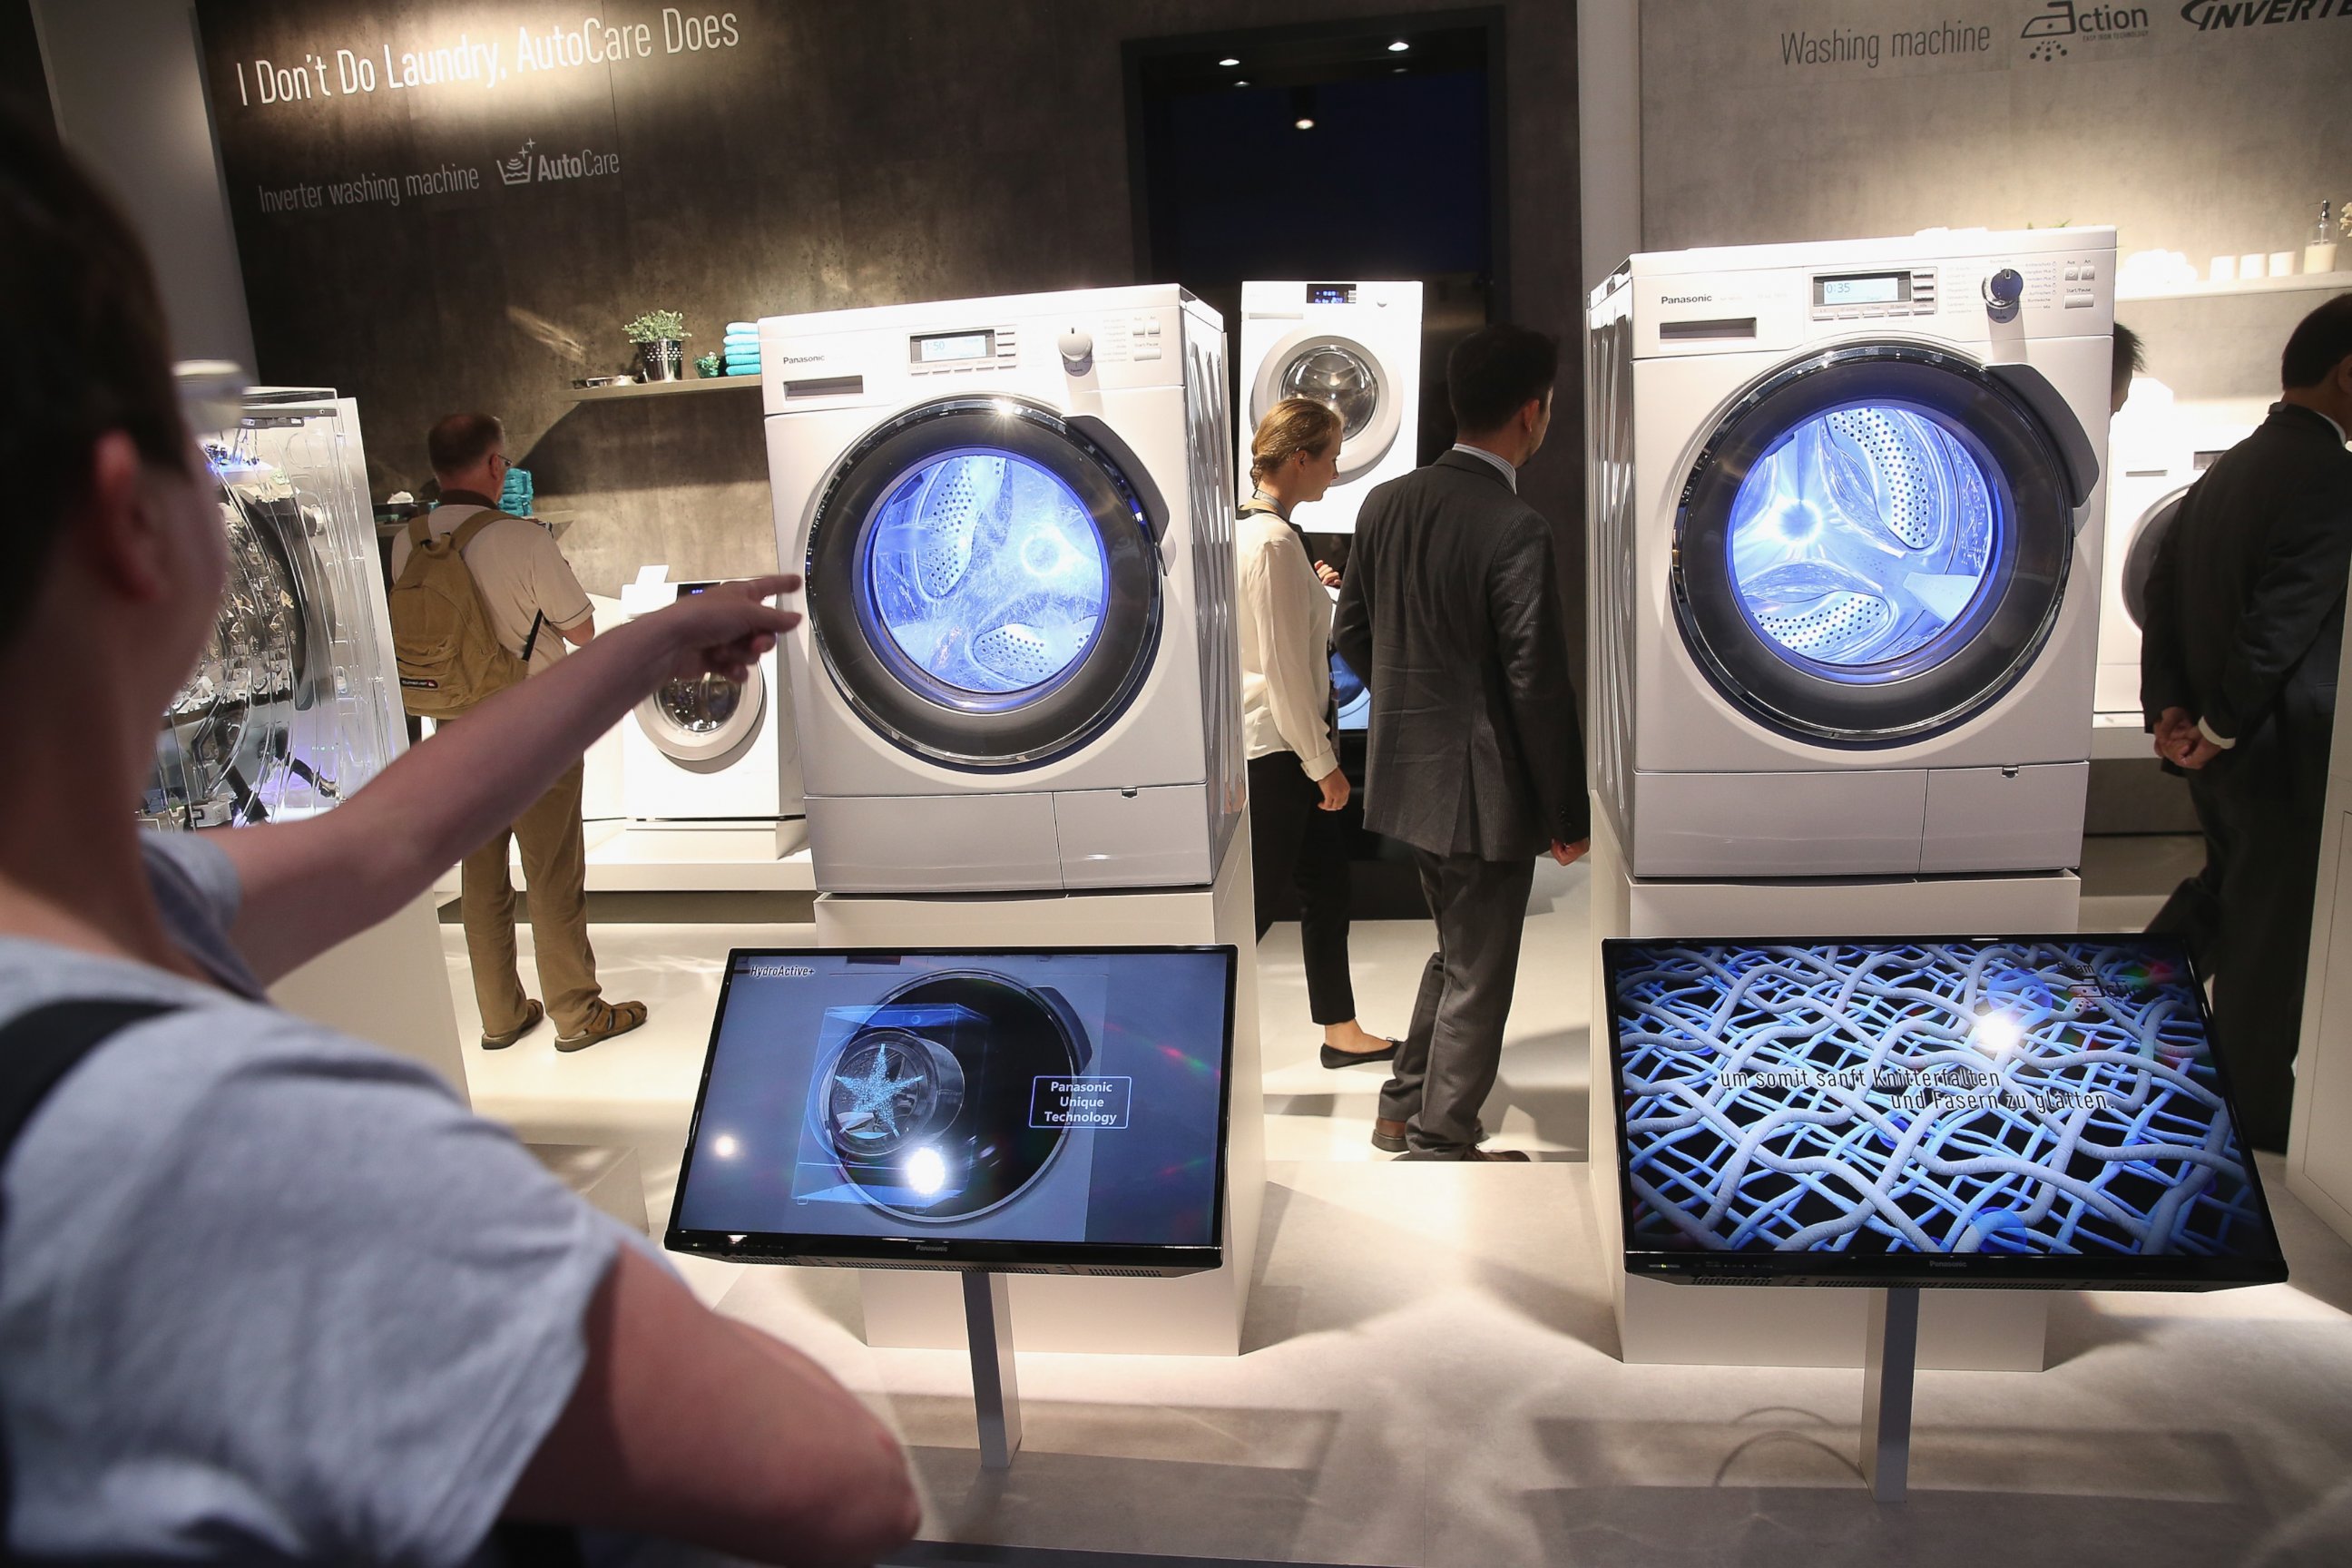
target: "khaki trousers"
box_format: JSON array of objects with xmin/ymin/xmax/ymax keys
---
[{"xmin": 459, "ymin": 760, "xmax": 603, "ymax": 1036}]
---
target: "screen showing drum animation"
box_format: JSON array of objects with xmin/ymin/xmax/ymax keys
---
[
  {"xmin": 669, "ymin": 947, "xmax": 1237, "ymax": 1274},
  {"xmin": 1601, "ymin": 936, "xmax": 2288, "ymax": 1289}
]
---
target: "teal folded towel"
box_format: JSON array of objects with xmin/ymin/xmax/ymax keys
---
[
  {"xmin": 726, "ymin": 364, "xmax": 760, "ymax": 377},
  {"xmin": 725, "ymin": 321, "xmax": 758, "ymax": 334},
  {"xmin": 722, "ymin": 335, "xmax": 761, "ymax": 348},
  {"xmin": 725, "ymin": 348, "xmax": 761, "ymax": 364}
]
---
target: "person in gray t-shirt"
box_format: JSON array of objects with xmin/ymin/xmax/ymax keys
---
[{"xmin": 0, "ymin": 122, "xmax": 916, "ymax": 1563}]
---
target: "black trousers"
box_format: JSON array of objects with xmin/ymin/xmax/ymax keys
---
[
  {"xmin": 1379, "ymin": 850, "xmax": 1536, "ymax": 1156},
  {"xmin": 2149, "ymin": 730, "xmax": 2328, "ymax": 1153},
  {"xmin": 1248, "ymin": 750, "xmax": 1357, "ymax": 1025}
]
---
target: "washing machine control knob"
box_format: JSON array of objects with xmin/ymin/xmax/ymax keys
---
[
  {"xmin": 1058, "ymin": 328, "xmax": 1094, "ymax": 374},
  {"xmin": 1982, "ymin": 268, "xmax": 2024, "ymax": 322}
]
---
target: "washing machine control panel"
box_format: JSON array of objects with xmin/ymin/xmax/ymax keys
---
[
  {"xmin": 1808, "ymin": 267, "xmax": 1941, "ymax": 322},
  {"xmin": 906, "ymin": 324, "xmax": 1022, "ymax": 376}
]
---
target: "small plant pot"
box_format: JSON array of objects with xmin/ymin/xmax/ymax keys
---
[{"xmin": 639, "ymin": 339, "xmax": 684, "ymax": 382}]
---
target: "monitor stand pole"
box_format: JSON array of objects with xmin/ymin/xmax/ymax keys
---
[
  {"xmin": 1860, "ymin": 1286, "xmax": 1921, "ymax": 1502},
  {"xmin": 961, "ymin": 1271, "xmax": 1023, "ymax": 1469}
]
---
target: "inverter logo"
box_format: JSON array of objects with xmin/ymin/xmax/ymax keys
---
[{"xmin": 2180, "ymin": 0, "xmax": 2352, "ymax": 27}]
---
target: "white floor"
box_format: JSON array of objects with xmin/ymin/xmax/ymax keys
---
[{"xmin": 449, "ymin": 857, "xmax": 2352, "ymax": 1567}]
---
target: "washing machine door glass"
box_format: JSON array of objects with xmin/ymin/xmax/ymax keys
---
[
  {"xmin": 2121, "ymin": 485, "xmax": 2190, "ymax": 632},
  {"xmin": 807, "ymin": 397, "xmax": 1161, "ymax": 768},
  {"xmin": 638, "ymin": 661, "xmax": 768, "ymax": 764},
  {"xmin": 1673, "ymin": 345, "xmax": 2080, "ymax": 744},
  {"xmin": 1253, "ymin": 330, "xmax": 1403, "ymax": 482}
]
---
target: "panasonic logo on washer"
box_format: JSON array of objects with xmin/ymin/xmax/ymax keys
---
[
  {"xmin": 781, "ymin": 354, "xmax": 824, "ymax": 365},
  {"xmin": 1661, "ymin": 293, "xmax": 1714, "ymax": 304}
]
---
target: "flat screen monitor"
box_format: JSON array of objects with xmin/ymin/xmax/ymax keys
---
[
  {"xmin": 1600, "ymin": 936, "xmax": 2288, "ymax": 1289},
  {"xmin": 668, "ymin": 946, "xmax": 1238, "ymax": 1275}
]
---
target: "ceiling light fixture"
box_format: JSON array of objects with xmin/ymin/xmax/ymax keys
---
[
  {"xmin": 1295, "ymin": 117, "xmax": 1316, "ymax": 130},
  {"xmin": 1219, "ymin": 55, "xmax": 1240, "ymax": 66},
  {"xmin": 1388, "ymin": 39, "xmax": 1411, "ymax": 52},
  {"xmin": 1290, "ymin": 85, "xmax": 1318, "ymax": 132}
]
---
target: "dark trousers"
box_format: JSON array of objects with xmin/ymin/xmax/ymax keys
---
[
  {"xmin": 1248, "ymin": 750, "xmax": 1357, "ymax": 1024},
  {"xmin": 1379, "ymin": 849, "xmax": 1536, "ymax": 1156},
  {"xmin": 2150, "ymin": 732, "xmax": 2327, "ymax": 1152}
]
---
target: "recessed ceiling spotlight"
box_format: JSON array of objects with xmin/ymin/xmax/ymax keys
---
[
  {"xmin": 1388, "ymin": 39, "xmax": 1411, "ymax": 52},
  {"xmin": 1219, "ymin": 56, "xmax": 1240, "ymax": 66},
  {"xmin": 1234, "ymin": 78, "xmax": 1250, "ymax": 86},
  {"xmin": 1294, "ymin": 117, "xmax": 1316, "ymax": 130}
]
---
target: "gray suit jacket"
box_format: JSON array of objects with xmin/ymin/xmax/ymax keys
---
[{"xmin": 1332, "ymin": 449, "xmax": 1590, "ymax": 859}]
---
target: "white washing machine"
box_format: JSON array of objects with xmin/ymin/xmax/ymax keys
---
[
  {"xmin": 1587, "ymin": 227, "xmax": 2115, "ymax": 879},
  {"xmin": 761, "ymin": 285, "xmax": 1244, "ymax": 894},
  {"xmin": 2095, "ymin": 381, "xmax": 2252, "ymax": 722},
  {"xmin": 618, "ymin": 564, "xmax": 804, "ymax": 823},
  {"xmin": 1237, "ymin": 280, "xmax": 1421, "ymax": 534}
]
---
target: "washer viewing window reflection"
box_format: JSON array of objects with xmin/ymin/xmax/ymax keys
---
[
  {"xmin": 1726, "ymin": 401, "xmax": 2000, "ymax": 670},
  {"xmin": 1281, "ymin": 345, "xmax": 1380, "ymax": 439},
  {"xmin": 862, "ymin": 450, "xmax": 1111, "ymax": 697}
]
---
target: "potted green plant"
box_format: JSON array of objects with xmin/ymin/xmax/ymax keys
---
[
  {"xmin": 623, "ymin": 309, "xmax": 691, "ymax": 382},
  {"xmin": 694, "ymin": 350, "xmax": 723, "ymax": 379}
]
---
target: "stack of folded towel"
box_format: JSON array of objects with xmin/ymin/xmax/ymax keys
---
[{"xmin": 724, "ymin": 323, "xmax": 760, "ymax": 377}]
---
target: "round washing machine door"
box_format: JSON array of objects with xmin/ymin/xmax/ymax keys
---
[
  {"xmin": 634, "ymin": 662, "xmax": 769, "ymax": 769},
  {"xmin": 1671, "ymin": 344, "xmax": 2081, "ymax": 746},
  {"xmin": 1250, "ymin": 328, "xmax": 1404, "ymax": 483},
  {"xmin": 2120, "ymin": 485, "xmax": 2191, "ymax": 632},
  {"xmin": 804, "ymin": 396, "xmax": 1162, "ymax": 769}
]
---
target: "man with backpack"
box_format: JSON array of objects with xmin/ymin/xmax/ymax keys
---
[{"xmin": 389, "ymin": 416, "xmax": 643, "ymax": 1053}]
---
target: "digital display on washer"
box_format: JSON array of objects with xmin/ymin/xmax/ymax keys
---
[
  {"xmin": 1725, "ymin": 402, "xmax": 1998, "ymax": 669},
  {"xmin": 1601, "ymin": 936, "xmax": 2288, "ymax": 1289},
  {"xmin": 1815, "ymin": 272, "xmax": 1910, "ymax": 307},
  {"xmin": 670, "ymin": 947, "xmax": 1237, "ymax": 1273},
  {"xmin": 1306, "ymin": 283, "xmax": 1357, "ymax": 305},
  {"xmin": 911, "ymin": 330, "xmax": 995, "ymax": 364}
]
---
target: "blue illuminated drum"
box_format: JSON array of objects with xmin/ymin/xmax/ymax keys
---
[
  {"xmin": 805, "ymin": 397, "xmax": 1163, "ymax": 768},
  {"xmin": 1672, "ymin": 346, "xmax": 2076, "ymax": 745}
]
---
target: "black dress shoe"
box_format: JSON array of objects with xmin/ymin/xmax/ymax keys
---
[{"xmin": 1320, "ymin": 1037, "xmax": 1400, "ymax": 1070}]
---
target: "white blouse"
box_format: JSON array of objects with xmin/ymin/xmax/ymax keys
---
[{"xmin": 1236, "ymin": 507, "xmax": 1338, "ymax": 780}]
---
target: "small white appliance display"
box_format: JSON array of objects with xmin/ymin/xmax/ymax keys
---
[
  {"xmin": 618, "ymin": 564, "xmax": 804, "ymax": 824},
  {"xmin": 1237, "ymin": 280, "xmax": 1422, "ymax": 534},
  {"xmin": 760, "ymin": 286, "xmax": 1245, "ymax": 894},
  {"xmin": 2095, "ymin": 381, "xmax": 2252, "ymax": 720},
  {"xmin": 1587, "ymin": 227, "xmax": 2116, "ymax": 879}
]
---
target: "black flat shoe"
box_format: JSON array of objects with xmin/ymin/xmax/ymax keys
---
[{"xmin": 1321, "ymin": 1037, "xmax": 1400, "ymax": 1070}]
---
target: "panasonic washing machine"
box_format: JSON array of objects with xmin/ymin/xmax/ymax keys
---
[
  {"xmin": 1236, "ymin": 280, "xmax": 1422, "ymax": 534},
  {"xmin": 618, "ymin": 565, "xmax": 804, "ymax": 824},
  {"xmin": 761, "ymin": 285, "xmax": 1245, "ymax": 894},
  {"xmin": 2095, "ymin": 382, "xmax": 2252, "ymax": 723},
  {"xmin": 1587, "ymin": 228, "xmax": 2114, "ymax": 879}
]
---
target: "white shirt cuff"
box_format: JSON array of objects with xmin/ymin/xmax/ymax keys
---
[
  {"xmin": 1297, "ymin": 747, "xmax": 1338, "ymax": 782},
  {"xmin": 2197, "ymin": 717, "xmax": 2237, "ymax": 750}
]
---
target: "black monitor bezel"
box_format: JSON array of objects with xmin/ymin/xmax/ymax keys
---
[
  {"xmin": 1600, "ymin": 933, "xmax": 2289, "ymax": 1290},
  {"xmin": 666, "ymin": 944, "xmax": 1239, "ymax": 1276}
]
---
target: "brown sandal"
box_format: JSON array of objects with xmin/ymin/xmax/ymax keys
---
[
  {"xmin": 555, "ymin": 999, "xmax": 647, "ymax": 1054},
  {"xmin": 481, "ymin": 999, "xmax": 544, "ymax": 1051}
]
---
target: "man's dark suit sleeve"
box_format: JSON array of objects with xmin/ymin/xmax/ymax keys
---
[
  {"xmin": 2139, "ymin": 488, "xmax": 2192, "ymax": 730},
  {"xmin": 1488, "ymin": 515, "xmax": 1591, "ymax": 844},
  {"xmin": 2210, "ymin": 480, "xmax": 2352, "ymax": 740},
  {"xmin": 1332, "ymin": 527, "xmax": 1374, "ymax": 685}
]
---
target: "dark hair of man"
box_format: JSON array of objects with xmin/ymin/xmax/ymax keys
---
[
  {"xmin": 0, "ymin": 112, "xmax": 190, "ymax": 651},
  {"xmin": 427, "ymin": 412, "xmax": 505, "ymax": 477},
  {"xmin": 2280, "ymin": 295, "xmax": 2352, "ymax": 389},
  {"xmin": 1447, "ymin": 324, "xmax": 1559, "ymax": 436},
  {"xmin": 2112, "ymin": 321, "xmax": 2145, "ymax": 399}
]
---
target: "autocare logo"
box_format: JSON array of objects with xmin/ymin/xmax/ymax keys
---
[
  {"xmin": 495, "ymin": 137, "xmax": 621, "ymax": 186},
  {"xmin": 2022, "ymin": 2, "xmax": 2153, "ymax": 61},
  {"xmin": 2180, "ymin": 0, "xmax": 2352, "ymax": 28}
]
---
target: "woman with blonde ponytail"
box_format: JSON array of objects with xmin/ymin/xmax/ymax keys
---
[{"xmin": 1239, "ymin": 397, "xmax": 1397, "ymax": 1068}]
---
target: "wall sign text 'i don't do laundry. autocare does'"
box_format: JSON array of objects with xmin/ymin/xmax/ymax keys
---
[{"xmin": 230, "ymin": 9, "xmax": 743, "ymax": 106}]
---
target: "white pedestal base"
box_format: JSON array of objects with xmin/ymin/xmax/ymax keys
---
[
  {"xmin": 270, "ymin": 895, "xmax": 469, "ymax": 1103},
  {"xmin": 1587, "ymin": 804, "xmax": 2066, "ymax": 1370},
  {"xmin": 815, "ymin": 826, "xmax": 1263, "ymax": 1357}
]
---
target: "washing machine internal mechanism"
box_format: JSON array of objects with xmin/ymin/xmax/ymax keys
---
[
  {"xmin": 618, "ymin": 565, "xmax": 804, "ymax": 824},
  {"xmin": 146, "ymin": 384, "xmax": 404, "ymax": 830},
  {"xmin": 761, "ymin": 285, "xmax": 1244, "ymax": 893},
  {"xmin": 1237, "ymin": 280, "xmax": 1422, "ymax": 534},
  {"xmin": 1587, "ymin": 228, "xmax": 2114, "ymax": 878},
  {"xmin": 799, "ymin": 971, "xmax": 1092, "ymax": 1220}
]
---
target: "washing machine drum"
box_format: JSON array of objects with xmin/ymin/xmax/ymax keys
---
[
  {"xmin": 2121, "ymin": 486, "xmax": 2190, "ymax": 632},
  {"xmin": 811, "ymin": 971, "xmax": 1091, "ymax": 1221},
  {"xmin": 635, "ymin": 661, "xmax": 768, "ymax": 767},
  {"xmin": 805, "ymin": 397, "xmax": 1162, "ymax": 769},
  {"xmin": 1671, "ymin": 345, "xmax": 2081, "ymax": 746},
  {"xmin": 1251, "ymin": 330, "xmax": 1404, "ymax": 483}
]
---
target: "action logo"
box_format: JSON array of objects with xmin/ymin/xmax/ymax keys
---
[{"xmin": 2023, "ymin": 2, "xmax": 2154, "ymax": 60}]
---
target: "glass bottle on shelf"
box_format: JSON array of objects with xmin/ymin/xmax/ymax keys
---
[{"xmin": 2308, "ymin": 200, "xmax": 2338, "ymax": 278}]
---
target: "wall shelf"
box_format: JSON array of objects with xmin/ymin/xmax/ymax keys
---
[
  {"xmin": 564, "ymin": 374, "xmax": 762, "ymax": 404},
  {"xmin": 2117, "ymin": 270, "xmax": 2351, "ymax": 303}
]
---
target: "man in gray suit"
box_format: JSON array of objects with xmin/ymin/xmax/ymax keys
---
[{"xmin": 1333, "ymin": 325, "xmax": 1591, "ymax": 1161}]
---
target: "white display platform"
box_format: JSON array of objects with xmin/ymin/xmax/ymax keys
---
[
  {"xmin": 2288, "ymin": 615, "xmax": 2352, "ymax": 1248},
  {"xmin": 1586, "ymin": 804, "xmax": 2072, "ymax": 1369},
  {"xmin": 431, "ymin": 818, "xmax": 813, "ymax": 898},
  {"xmin": 814, "ymin": 826, "xmax": 1264, "ymax": 1357},
  {"xmin": 270, "ymin": 894, "xmax": 470, "ymax": 1103}
]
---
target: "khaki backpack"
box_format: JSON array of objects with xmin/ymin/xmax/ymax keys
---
[{"xmin": 388, "ymin": 512, "xmax": 545, "ymax": 719}]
